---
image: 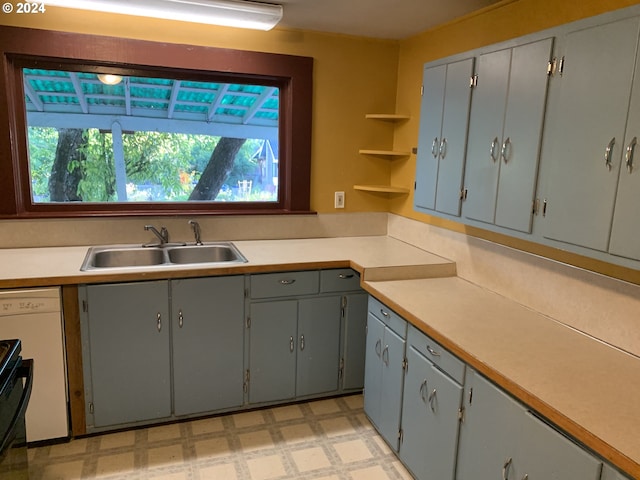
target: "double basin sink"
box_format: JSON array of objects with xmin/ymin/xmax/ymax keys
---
[{"xmin": 81, "ymin": 242, "xmax": 247, "ymax": 270}]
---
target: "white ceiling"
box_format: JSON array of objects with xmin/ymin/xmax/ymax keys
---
[{"xmin": 274, "ymin": 0, "xmax": 502, "ymax": 39}]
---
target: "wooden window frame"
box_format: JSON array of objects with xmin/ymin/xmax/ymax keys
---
[{"xmin": 0, "ymin": 26, "xmax": 313, "ymax": 218}]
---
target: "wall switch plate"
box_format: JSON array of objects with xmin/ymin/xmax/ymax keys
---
[{"xmin": 334, "ymin": 191, "xmax": 345, "ymax": 208}]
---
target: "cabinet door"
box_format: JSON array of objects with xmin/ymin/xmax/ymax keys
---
[
  {"xmin": 435, "ymin": 58, "xmax": 475, "ymax": 216},
  {"xmin": 415, "ymin": 64, "xmax": 446, "ymax": 211},
  {"xmin": 296, "ymin": 296, "xmax": 341, "ymax": 397},
  {"xmin": 171, "ymin": 276, "xmax": 244, "ymax": 416},
  {"xmin": 495, "ymin": 38, "xmax": 553, "ymax": 232},
  {"xmin": 363, "ymin": 312, "xmax": 385, "ymax": 427},
  {"xmin": 609, "ymin": 52, "xmax": 640, "ymax": 260},
  {"xmin": 249, "ymin": 300, "xmax": 297, "ymax": 404},
  {"xmin": 463, "ymin": 48, "xmax": 511, "ymax": 224},
  {"xmin": 519, "ymin": 411, "xmax": 602, "ymax": 480},
  {"xmin": 415, "ymin": 58, "xmax": 474, "ymax": 216},
  {"xmin": 543, "ymin": 17, "xmax": 640, "ymax": 251},
  {"xmin": 456, "ymin": 370, "xmax": 526, "ymax": 480},
  {"xmin": 400, "ymin": 346, "xmax": 463, "ymax": 480},
  {"xmin": 86, "ymin": 281, "xmax": 171, "ymax": 428},
  {"xmin": 378, "ymin": 326, "xmax": 406, "ymax": 452},
  {"xmin": 342, "ymin": 293, "xmax": 368, "ymax": 391}
]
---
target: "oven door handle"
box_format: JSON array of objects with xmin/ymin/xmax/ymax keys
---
[{"xmin": 0, "ymin": 359, "xmax": 33, "ymax": 455}]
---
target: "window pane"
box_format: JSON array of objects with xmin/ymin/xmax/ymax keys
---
[{"xmin": 24, "ymin": 68, "xmax": 279, "ymax": 204}]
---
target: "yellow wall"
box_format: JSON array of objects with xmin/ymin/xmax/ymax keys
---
[
  {"xmin": 390, "ymin": 0, "xmax": 640, "ymax": 283},
  {"xmin": 0, "ymin": 7, "xmax": 401, "ymax": 213}
]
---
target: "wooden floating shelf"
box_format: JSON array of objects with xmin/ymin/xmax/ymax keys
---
[
  {"xmin": 359, "ymin": 149, "xmax": 411, "ymax": 157},
  {"xmin": 365, "ymin": 114, "xmax": 411, "ymax": 121},
  {"xmin": 353, "ymin": 185, "xmax": 410, "ymax": 194}
]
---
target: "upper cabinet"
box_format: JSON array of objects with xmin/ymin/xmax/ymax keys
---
[
  {"xmin": 414, "ymin": 5, "xmax": 640, "ymax": 271},
  {"xmin": 414, "ymin": 57, "xmax": 474, "ymax": 216},
  {"xmin": 541, "ymin": 17, "xmax": 640, "ymax": 255},
  {"xmin": 462, "ymin": 38, "xmax": 553, "ymax": 233}
]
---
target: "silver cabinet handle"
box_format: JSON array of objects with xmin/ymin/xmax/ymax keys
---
[
  {"xmin": 338, "ymin": 273, "xmax": 354, "ymax": 279},
  {"xmin": 289, "ymin": 336, "xmax": 295, "ymax": 352},
  {"xmin": 428, "ymin": 388, "xmax": 437, "ymax": 412},
  {"xmin": 431, "ymin": 137, "xmax": 439, "ymax": 158},
  {"xmin": 419, "ymin": 379, "xmax": 428, "ymax": 402},
  {"xmin": 625, "ymin": 136, "xmax": 637, "ymax": 173},
  {"xmin": 521, "ymin": 475, "xmax": 529, "ymax": 480},
  {"xmin": 604, "ymin": 137, "xmax": 616, "ymax": 171},
  {"xmin": 300, "ymin": 334, "xmax": 305, "ymax": 351},
  {"xmin": 382, "ymin": 345, "xmax": 389, "ymax": 366},
  {"xmin": 502, "ymin": 457, "xmax": 512, "ymax": 480},
  {"xmin": 380, "ymin": 308, "xmax": 390, "ymax": 318},
  {"xmin": 375, "ymin": 339, "xmax": 382, "ymax": 357},
  {"xmin": 490, "ymin": 137, "xmax": 499, "ymax": 163},
  {"xmin": 156, "ymin": 312, "xmax": 162, "ymax": 332},
  {"xmin": 426, "ymin": 345, "xmax": 441, "ymax": 357},
  {"xmin": 279, "ymin": 279, "xmax": 296, "ymax": 285},
  {"xmin": 439, "ymin": 137, "xmax": 447, "ymax": 159},
  {"xmin": 501, "ymin": 137, "xmax": 511, "ymax": 163},
  {"xmin": 178, "ymin": 309, "xmax": 184, "ymax": 328}
]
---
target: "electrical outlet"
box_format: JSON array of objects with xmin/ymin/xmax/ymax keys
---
[{"xmin": 334, "ymin": 191, "xmax": 345, "ymax": 209}]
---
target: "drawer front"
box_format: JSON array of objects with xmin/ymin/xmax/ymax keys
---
[
  {"xmin": 320, "ymin": 269, "xmax": 361, "ymax": 293},
  {"xmin": 250, "ymin": 271, "xmax": 320, "ymax": 299},
  {"xmin": 408, "ymin": 324, "xmax": 465, "ymax": 384},
  {"xmin": 368, "ymin": 296, "xmax": 406, "ymax": 338}
]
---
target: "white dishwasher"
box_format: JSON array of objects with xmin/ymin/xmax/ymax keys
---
[{"xmin": 0, "ymin": 287, "xmax": 69, "ymax": 442}]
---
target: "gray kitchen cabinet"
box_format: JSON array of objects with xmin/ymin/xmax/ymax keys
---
[
  {"xmin": 340, "ymin": 292, "xmax": 368, "ymax": 391},
  {"xmin": 248, "ymin": 270, "xmax": 350, "ymax": 404},
  {"xmin": 364, "ymin": 296, "xmax": 407, "ymax": 452},
  {"xmin": 171, "ymin": 276, "xmax": 245, "ymax": 416},
  {"xmin": 399, "ymin": 325, "xmax": 464, "ymax": 480},
  {"xmin": 463, "ymin": 38, "xmax": 553, "ymax": 233},
  {"xmin": 457, "ymin": 368, "xmax": 602, "ymax": 480},
  {"xmin": 601, "ymin": 464, "xmax": 633, "ymax": 480},
  {"xmin": 414, "ymin": 57, "xmax": 474, "ymax": 216},
  {"xmin": 82, "ymin": 281, "xmax": 171, "ymax": 429},
  {"xmin": 542, "ymin": 16, "xmax": 640, "ymax": 253}
]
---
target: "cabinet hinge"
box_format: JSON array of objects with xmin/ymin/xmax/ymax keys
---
[
  {"xmin": 243, "ymin": 369, "xmax": 250, "ymax": 393},
  {"xmin": 402, "ymin": 357, "xmax": 408, "ymax": 372},
  {"xmin": 420, "ymin": 85, "xmax": 424, "ymax": 96},
  {"xmin": 246, "ymin": 316, "xmax": 251, "ymax": 328},
  {"xmin": 470, "ymin": 74, "xmax": 478, "ymax": 88},
  {"xmin": 341, "ymin": 296, "xmax": 347, "ymax": 318},
  {"xmin": 460, "ymin": 188, "xmax": 468, "ymax": 200},
  {"xmin": 244, "ymin": 288, "xmax": 249, "ymax": 299},
  {"xmin": 82, "ymin": 299, "xmax": 88, "ymax": 312},
  {"xmin": 458, "ymin": 407, "xmax": 465, "ymax": 423},
  {"xmin": 89, "ymin": 402, "xmax": 94, "ymax": 414},
  {"xmin": 339, "ymin": 357, "xmax": 344, "ymax": 379},
  {"xmin": 398, "ymin": 428, "xmax": 403, "ymax": 444}
]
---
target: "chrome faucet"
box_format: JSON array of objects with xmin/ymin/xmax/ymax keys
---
[
  {"xmin": 188, "ymin": 220, "xmax": 203, "ymax": 245},
  {"xmin": 144, "ymin": 225, "xmax": 169, "ymax": 245}
]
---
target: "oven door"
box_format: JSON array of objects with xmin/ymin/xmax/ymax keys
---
[{"xmin": 0, "ymin": 359, "xmax": 34, "ymax": 480}]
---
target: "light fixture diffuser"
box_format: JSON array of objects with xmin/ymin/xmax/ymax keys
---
[{"xmin": 44, "ymin": 0, "xmax": 283, "ymax": 30}]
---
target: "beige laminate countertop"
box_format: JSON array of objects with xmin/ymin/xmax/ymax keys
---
[
  {"xmin": 363, "ymin": 276, "xmax": 640, "ymax": 479},
  {"xmin": 0, "ymin": 236, "xmax": 455, "ymax": 288}
]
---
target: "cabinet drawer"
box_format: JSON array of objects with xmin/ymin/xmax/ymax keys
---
[
  {"xmin": 250, "ymin": 271, "xmax": 319, "ymax": 299},
  {"xmin": 408, "ymin": 324, "xmax": 465, "ymax": 384},
  {"xmin": 368, "ymin": 296, "xmax": 406, "ymax": 338},
  {"xmin": 320, "ymin": 269, "xmax": 361, "ymax": 292}
]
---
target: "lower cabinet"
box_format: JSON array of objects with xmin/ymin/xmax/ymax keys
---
[
  {"xmin": 457, "ymin": 368, "xmax": 603, "ymax": 480},
  {"xmin": 364, "ymin": 296, "xmax": 407, "ymax": 452},
  {"xmin": 399, "ymin": 325, "xmax": 465, "ymax": 480},
  {"xmin": 80, "ymin": 275, "xmax": 245, "ymax": 431}
]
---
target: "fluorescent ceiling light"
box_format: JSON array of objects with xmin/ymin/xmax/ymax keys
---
[{"xmin": 44, "ymin": 0, "xmax": 283, "ymax": 30}]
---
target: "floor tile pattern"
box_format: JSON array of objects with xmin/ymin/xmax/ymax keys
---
[{"xmin": 27, "ymin": 395, "xmax": 414, "ymax": 480}]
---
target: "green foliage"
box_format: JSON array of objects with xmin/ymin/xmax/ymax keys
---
[{"xmin": 27, "ymin": 127, "xmax": 275, "ymax": 203}]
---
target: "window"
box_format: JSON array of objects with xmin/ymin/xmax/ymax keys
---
[{"xmin": 0, "ymin": 26, "xmax": 313, "ymax": 217}]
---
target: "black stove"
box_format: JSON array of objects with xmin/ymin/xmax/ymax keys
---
[{"xmin": 0, "ymin": 339, "xmax": 33, "ymax": 479}]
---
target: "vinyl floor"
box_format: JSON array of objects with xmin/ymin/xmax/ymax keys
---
[{"xmin": 27, "ymin": 395, "xmax": 414, "ymax": 480}]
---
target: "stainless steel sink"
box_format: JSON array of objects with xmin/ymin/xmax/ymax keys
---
[
  {"xmin": 167, "ymin": 244, "xmax": 246, "ymax": 264},
  {"xmin": 81, "ymin": 243, "xmax": 247, "ymax": 270}
]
